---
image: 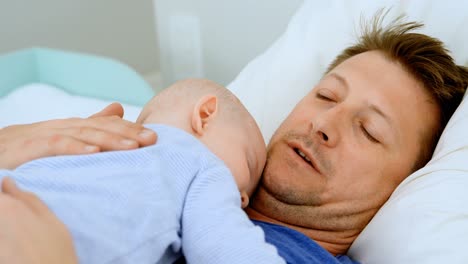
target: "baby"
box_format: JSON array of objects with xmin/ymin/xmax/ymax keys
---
[
  {"xmin": 136, "ymin": 78, "xmax": 264, "ymax": 208},
  {"xmin": 0, "ymin": 79, "xmax": 285, "ymax": 264}
]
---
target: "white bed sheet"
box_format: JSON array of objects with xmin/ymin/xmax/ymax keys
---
[{"xmin": 0, "ymin": 83, "xmax": 142, "ymax": 128}]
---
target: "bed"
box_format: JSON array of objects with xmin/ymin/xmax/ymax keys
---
[
  {"xmin": 0, "ymin": 47, "xmax": 153, "ymax": 127},
  {"xmin": 1, "ymin": 1, "xmax": 468, "ymax": 263}
]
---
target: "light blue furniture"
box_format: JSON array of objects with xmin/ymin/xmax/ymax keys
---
[{"xmin": 0, "ymin": 48, "xmax": 154, "ymax": 106}]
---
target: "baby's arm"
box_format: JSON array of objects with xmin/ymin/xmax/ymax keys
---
[{"xmin": 181, "ymin": 165, "xmax": 286, "ymax": 264}]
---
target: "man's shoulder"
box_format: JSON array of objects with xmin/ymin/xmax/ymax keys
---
[{"xmin": 252, "ymin": 220, "xmax": 359, "ymax": 264}]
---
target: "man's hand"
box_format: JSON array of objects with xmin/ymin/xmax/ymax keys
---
[
  {"xmin": 0, "ymin": 178, "xmax": 78, "ymax": 264},
  {"xmin": 0, "ymin": 103, "xmax": 157, "ymax": 169}
]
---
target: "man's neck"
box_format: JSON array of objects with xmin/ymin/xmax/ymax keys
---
[{"xmin": 245, "ymin": 206, "xmax": 360, "ymax": 256}]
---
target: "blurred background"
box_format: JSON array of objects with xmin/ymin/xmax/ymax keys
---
[{"xmin": 0, "ymin": 0, "xmax": 303, "ymax": 92}]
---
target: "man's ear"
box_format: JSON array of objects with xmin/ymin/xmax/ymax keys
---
[{"xmin": 191, "ymin": 95, "xmax": 218, "ymax": 136}]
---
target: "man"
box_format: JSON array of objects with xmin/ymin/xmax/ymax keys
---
[
  {"xmin": 243, "ymin": 15, "xmax": 468, "ymax": 261},
  {"xmin": 1, "ymin": 14, "xmax": 467, "ymax": 263}
]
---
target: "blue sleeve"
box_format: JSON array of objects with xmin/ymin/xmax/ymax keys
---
[
  {"xmin": 0, "ymin": 155, "xmax": 183, "ymax": 264},
  {"xmin": 181, "ymin": 164, "xmax": 286, "ymax": 264}
]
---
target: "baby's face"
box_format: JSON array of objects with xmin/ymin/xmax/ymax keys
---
[{"xmin": 211, "ymin": 120, "xmax": 266, "ymax": 206}]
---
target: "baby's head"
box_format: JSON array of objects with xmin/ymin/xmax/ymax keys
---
[{"xmin": 137, "ymin": 78, "xmax": 266, "ymax": 208}]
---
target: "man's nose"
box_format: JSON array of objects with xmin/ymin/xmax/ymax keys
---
[
  {"xmin": 317, "ymin": 130, "xmax": 329, "ymax": 142},
  {"xmin": 311, "ymin": 109, "xmax": 341, "ymax": 147}
]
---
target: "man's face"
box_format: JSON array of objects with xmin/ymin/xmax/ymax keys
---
[{"xmin": 250, "ymin": 51, "xmax": 440, "ymax": 231}]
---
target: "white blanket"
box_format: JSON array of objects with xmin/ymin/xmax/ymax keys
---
[{"xmin": 0, "ymin": 83, "xmax": 142, "ymax": 128}]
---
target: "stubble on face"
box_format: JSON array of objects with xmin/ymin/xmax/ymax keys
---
[{"xmin": 256, "ymin": 129, "xmax": 335, "ymax": 208}]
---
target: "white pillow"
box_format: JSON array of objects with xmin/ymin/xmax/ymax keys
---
[
  {"xmin": 228, "ymin": 0, "xmax": 468, "ymax": 143},
  {"xmin": 228, "ymin": 1, "xmax": 468, "ymax": 263},
  {"xmin": 0, "ymin": 83, "xmax": 142, "ymax": 128}
]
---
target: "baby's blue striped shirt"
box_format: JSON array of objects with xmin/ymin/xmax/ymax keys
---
[{"xmin": 0, "ymin": 124, "xmax": 284, "ymax": 264}]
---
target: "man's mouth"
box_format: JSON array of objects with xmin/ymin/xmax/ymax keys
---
[
  {"xmin": 287, "ymin": 139, "xmax": 324, "ymax": 175},
  {"xmin": 292, "ymin": 146, "xmax": 323, "ymax": 175},
  {"xmin": 294, "ymin": 148, "xmax": 313, "ymax": 166}
]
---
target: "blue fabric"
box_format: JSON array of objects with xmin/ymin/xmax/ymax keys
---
[
  {"xmin": 253, "ymin": 220, "xmax": 360, "ymax": 264},
  {"xmin": 0, "ymin": 124, "xmax": 284, "ymax": 264}
]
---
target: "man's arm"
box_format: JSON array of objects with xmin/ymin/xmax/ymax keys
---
[
  {"xmin": 182, "ymin": 166, "xmax": 286, "ymax": 264},
  {"xmin": 0, "ymin": 103, "xmax": 157, "ymax": 169},
  {"xmin": 0, "ymin": 178, "xmax": 78, "ymax": 264}
]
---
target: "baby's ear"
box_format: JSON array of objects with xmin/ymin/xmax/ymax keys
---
[
  {"xmin": 240, "ymin": 192, "xmax": 250, "ymax": 208},
  {"xmin": 191, "ymin": 95, "xmax": 218, "ymax": 136}
]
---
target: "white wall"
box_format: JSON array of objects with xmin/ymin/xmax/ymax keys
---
[
  {"xmin": 0, "ymin": 0, "xmax": 160, "ymax": 76},
  {"xmin": 0, "ymin": 0, "xmax": 303, "ymax": 90},
  {"xmin": 154, "ymin": 0, "xmax": 303, "ymax": 86}
]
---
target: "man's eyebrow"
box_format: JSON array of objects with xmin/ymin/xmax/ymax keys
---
[
  {"xmin": 329, "ymin": 72, "xmax": 394, "ymax": 125},
  {"xmin": 329, "ymin": 72, "xmax": 349, "ymax": 91},
  {"xmin": 369, "ymin": 103, "xmax": 393, "ymax": 126}
]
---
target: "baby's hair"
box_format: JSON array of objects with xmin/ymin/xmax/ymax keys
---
[{"xmin": 140, "ymin": 78, "xmax": 253, "ymax": 126}]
